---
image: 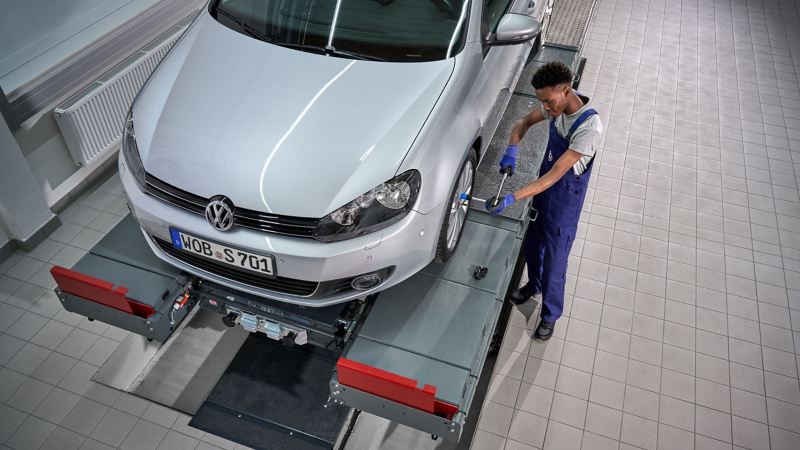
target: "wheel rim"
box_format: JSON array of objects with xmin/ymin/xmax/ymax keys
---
[{"xmin": 446, "ymin": 159, "xmax": 473, "ymax": 252}]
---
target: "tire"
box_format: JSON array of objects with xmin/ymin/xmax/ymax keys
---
[{"xmin": 434, "ymin": 150, "xmax": 477, "ymax": 263}]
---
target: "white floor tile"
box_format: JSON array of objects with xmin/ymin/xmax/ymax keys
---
[
  {"xmin": 6, "ymin": 415, "xmax": 55, "ymax": 450},
  {"xmin": 89, "ymin": 408, "xmax": 138, "ymax": 448},
  {"xmin": 0, "ymin": 405, "xmax": 27, "ymax": 444},
  {"xmin": 620, "ymin": 412, "xmax": 657, "ymax": 450}
]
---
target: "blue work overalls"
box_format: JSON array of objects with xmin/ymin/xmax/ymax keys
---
[{"xmin": 526, "ymin": 108, "xmax": 597, "ymax": 323}]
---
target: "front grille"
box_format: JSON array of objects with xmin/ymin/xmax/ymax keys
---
[
  {"xmin": 154, "ymin": 237, "xmax": 319, "ymax": 296},
  {"xmin": 145, "ymin": 175, "xmax": 206, "ymax": 214},
  {"xmin": 145, "ymin": 174, "xmax": 319, "ymax": 238}
]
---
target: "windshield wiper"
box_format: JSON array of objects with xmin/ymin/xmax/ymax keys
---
[
  {"xmin": 277, "ymin": 43, "xmax": 386, "ymax": 61},
  {"xmin": 211, "ymin": 4, "xmax": 271, "ymax": 43},
  {"xmin": 275, "ymin": 42, "xmax": 328, "ymax": 56},
  {"xmin": 328, "ymin": 48, "xmax": 387, "ymax": 62},
  {"xmin": 241, "ymin": 22, "xmax": 270, "ymax": 42}
]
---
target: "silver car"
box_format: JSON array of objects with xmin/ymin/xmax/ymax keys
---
[{"xmin": 120, "ymin": 0, "xmax": 547, "ymax": 306}]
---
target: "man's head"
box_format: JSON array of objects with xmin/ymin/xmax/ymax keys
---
[{"xmin": 531, "ymin": 62, "xmax": 574, "ymax": 117}]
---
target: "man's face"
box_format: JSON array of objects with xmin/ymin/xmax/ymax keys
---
[{"xmin": 535, "ymin": 84, "xmax": 571, "ymax": 116}]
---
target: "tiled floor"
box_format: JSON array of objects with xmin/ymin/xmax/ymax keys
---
[
  {"xmin": 0, "ymin": 174, "xmax": 249, "ymax": 450},
  {"xmin": 472, "ymin": 0, "xmax": 800, "ymax": 449},
  {"xmin": 2, "ymin": 0, "xmax": 800, "ymax": 449}
]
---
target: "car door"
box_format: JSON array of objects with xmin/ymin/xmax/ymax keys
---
[{"xmin": 474, "ymin": 0, "xmax": 538, "ymax": 158}]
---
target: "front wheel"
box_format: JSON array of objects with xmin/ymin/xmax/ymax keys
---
[{"xmin": 434, "ymin": 151, "xmax": 477, "ymax": 263}]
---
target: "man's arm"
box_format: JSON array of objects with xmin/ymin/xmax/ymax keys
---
[
  {"xmin": 509, "ymin": 107, "xmax": 546, "ymax": 145},
  {"xmin": 512, "ymin": 149, "xmax": 583, "ymax": 201}
]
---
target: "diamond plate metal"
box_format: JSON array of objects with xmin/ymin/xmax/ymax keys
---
[{"xmin": 545, "ymin": 0, "xmax": 597, "ymax": 49}]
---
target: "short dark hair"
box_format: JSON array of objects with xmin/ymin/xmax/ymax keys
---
[{"xmin": 531, "ymin": 62, "xmax": 573, "ymax": 89}]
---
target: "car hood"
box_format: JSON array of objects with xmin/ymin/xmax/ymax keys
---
[{"xmin": 134, "ymin": 13, "xmax": 454, "ymax": 218}]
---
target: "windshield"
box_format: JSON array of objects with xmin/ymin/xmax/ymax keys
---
[{"xmin": 209, "ymin": 0, "xmax": 469, "ymax": 62}]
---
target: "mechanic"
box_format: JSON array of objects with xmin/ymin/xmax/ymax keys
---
[{"xmin": 485, "ymin": 61, "xmax": 603, "ymax": 341}]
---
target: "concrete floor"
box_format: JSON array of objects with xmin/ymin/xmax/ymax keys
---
[{"xmin": 1, "ymin": 0, "xmax": 800, "ymax": 449}]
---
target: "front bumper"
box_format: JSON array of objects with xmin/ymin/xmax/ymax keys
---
[{"xmin": 120, "ymin": 157, "xmax": 443, "ymax": 307}]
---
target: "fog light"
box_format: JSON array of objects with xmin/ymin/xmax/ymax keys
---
[{"xmin": 351, "ymin": 274, "xmax": 382, "ymax": 291}]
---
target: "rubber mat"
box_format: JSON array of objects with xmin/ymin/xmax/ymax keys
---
[{"xmin": 190, "ymin": 333, "xmax": 350, "ymax": 450}]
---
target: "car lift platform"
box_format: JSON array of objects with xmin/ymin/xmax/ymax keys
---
[
  {"xmin": 47, "ymin": 3, "xmax": 597, "ymax": 444},
  {"xmin": 52, "ymin": 199, "xmax": 531, "ymax": 449}
]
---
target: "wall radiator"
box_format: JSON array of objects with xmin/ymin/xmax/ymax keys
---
[{"xmin": 54, "ymin": 17, "xmax": 191, "ymax": 167}]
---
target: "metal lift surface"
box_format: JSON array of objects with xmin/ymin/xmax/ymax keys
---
[{"xmin": 327, "ymin": 211, "xmax": 528, "ymax": 442}]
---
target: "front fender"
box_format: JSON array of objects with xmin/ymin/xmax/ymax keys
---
[{"xmin": 402, "ymin": 47, "xmax": 485, "ymax": 215}]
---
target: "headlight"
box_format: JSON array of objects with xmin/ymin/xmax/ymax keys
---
[
  {"xmin": 122, "ymin": 110, "xmax": 146, "ymax": 190},
  {"xmin": 314, "ymin": 170, "xmax": 421, "ymax": 242}
]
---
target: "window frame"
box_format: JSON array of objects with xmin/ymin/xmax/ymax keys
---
[{"xmin": 480, "ymin": 0, "xmax": 515, "ymax": 57}]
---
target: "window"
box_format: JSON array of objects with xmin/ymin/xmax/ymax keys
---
[
  {"xmin": 211, "ymin": 0, "xmax": 469, "ymax": 62},
  {"xmin": 483, "ymin": 0, "xmax": 513, "ymax": 35}
]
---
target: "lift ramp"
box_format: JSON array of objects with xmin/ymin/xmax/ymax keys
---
[
  {"xmin": 327, "ymin": 211, "xmax": 527, "ymax": 442},
  {"xmin": 45, "ymin": 0, "xmax": 605, "ymax": 442}
]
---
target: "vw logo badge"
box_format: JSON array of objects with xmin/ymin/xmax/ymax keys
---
[{"xmin": 205, "ymin": 196, "xmax": 234, "ymax": 231}]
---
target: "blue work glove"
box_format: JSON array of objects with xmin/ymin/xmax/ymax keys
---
[
  {"xmin": 485, "ymin": 194, "xmax": 516, "ymax": 215},
  {"xmin": 499, "ymin": 145, "xmax": 518, "ymax": 175}
]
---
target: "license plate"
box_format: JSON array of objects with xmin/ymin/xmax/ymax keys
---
[{"xmin": 169, "ymin": 228, "xmax": 275, "ymax": 277}]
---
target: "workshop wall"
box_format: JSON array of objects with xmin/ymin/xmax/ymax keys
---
[
  {"xmin": 14, "ymin": 113, "xmax": 80, "ymax": 202},
  {"xmin": 2, "ymin": 0, "xmax": 204, "ymax": 211},
  {"xmin": 0, "ymin": 0, "xmax": 163, "ymax": 92},
  {"xmin": 0, "ymin": 116, "xmax": 57, "ymax": 249},
  {"xmin": 1, "ymin": 0, "xmax": 166, "ymax": 208}
]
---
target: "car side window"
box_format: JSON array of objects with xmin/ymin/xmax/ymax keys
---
[{"xmin": 482, "ymin": 0, "xmax": 514, "ymax": 36}]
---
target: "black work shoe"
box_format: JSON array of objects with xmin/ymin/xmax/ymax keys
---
[
  {"xmin": 534, "ymin": 321, "xmax": 556, "ymax": 341},
  {"xmin": 510, "ymin": 284, "xmax": 535, "ymax": 305}
]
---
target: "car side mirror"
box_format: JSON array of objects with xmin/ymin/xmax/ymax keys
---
[{"xmin": 488, "ymin": 14, "xmax": 542, "ymax": 46}]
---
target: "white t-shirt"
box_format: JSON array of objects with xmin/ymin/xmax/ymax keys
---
[{"xmin": 540, "ymin": 93, "xmax": 603, "ymax": 175}]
